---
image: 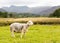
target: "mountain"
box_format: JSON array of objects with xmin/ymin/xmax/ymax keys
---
[
  {"xmin": 2, "ymin": 5, "xmax": 29, "ymax": 13},
  {"xmin": 2, "ymin": 5, "xmax": 60, "ymax": 16},
  {"xmin": 2, "ymin": 5, "xmax": 52, "ymax": 14},
  {"xmin": 0, "ymin": 8, "xmax": 6, "ymax": 12},
  {"xmin": 39, "ymin": 6, "xmax": 60, "ymax": 16},
  {"xmin": 29, "ymin": 6, "xmax": 52, "ymax": 14}
]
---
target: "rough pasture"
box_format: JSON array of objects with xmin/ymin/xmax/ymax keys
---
[
  {"xmin": 0, "ymin": 25, "xmax": 60, "ymax": 43},
  {"xmin": 0, "ymin": 18, "xmax": 60, "ymax": 26}
]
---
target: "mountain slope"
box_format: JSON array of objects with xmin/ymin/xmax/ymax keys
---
[
  {"xmin": 39, "ymin": 6, "xmax": 60, "ymax": 16},
  {"xmin": 0, "ymin": 8, "xmax": 6, "ymax": 12},
  {"xmin": 2, "ymin": 5, "xmax": 29, "ymax": 13},
  {"xmin": 29, "ymin": 6, "xmax": 51, "ymax": 14}
]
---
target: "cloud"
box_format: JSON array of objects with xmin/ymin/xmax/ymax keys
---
[{"xmin": 0, "ymin": 0, "xmax": 60, "ymax": 7}]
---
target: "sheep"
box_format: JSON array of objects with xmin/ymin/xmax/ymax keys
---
[{"xmin": 10, "ymin": 20, "xmax": 33, "ymax": 38}]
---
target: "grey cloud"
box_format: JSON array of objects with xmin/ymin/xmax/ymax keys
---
[{"xmin": 7, "ymin": 0, "xmax": 36, "ymax": 5}]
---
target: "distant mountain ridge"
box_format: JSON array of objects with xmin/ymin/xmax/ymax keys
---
[
  {"xmin": 0, "ymin": 8, "xmax": 6, "ymax": 12},
  {"xmin": 2, "ymin": 5, "xmax": 29, "ymax": 13},
  {"xmin": 0, "ymin": 5, "xmax": 60, "ymax": 16},
  {"xmin": 39, "ymin": 6, "xmax": 60, "ymax": 16}
]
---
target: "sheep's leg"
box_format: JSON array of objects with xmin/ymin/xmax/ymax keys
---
[
  {"xmin": 11, "ymin": 31, "xmax": 15, "ymax": 37},
  {"xmin": 20, "ymin": 26, "xmax": 27, "ymax": 38},
  {"xmin": 20, "ymin": 30, "xmax": 26, "ymax": 38},
  {"xmin": 26, "ymin": 29, "xmax": 28, "ymax": 32},
  {"xmin": 10, "ymin": 27, "xmax": 15, "ymax": 37},
  {"xmin": 21, "ymin": 30, "xmax": 24, "ymax": 38}
]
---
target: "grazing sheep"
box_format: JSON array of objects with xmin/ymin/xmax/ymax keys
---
[{"xmin": 10, "ymin": 20, "xmax": 33, "ymax": 38}]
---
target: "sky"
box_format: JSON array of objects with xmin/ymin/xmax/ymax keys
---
[{"xmin": 0, "ymin": 0, "xmax": 60, "ymax": 8}]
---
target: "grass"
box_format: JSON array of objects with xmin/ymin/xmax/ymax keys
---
[
  {"xmin": 0, "ymin": 18, "xmax": 60, "ymax": 26},
  {"xmin": 0, "ymin": 25, "xmax": 60, "ymax": 43}
]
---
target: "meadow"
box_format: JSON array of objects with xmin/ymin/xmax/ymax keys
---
[{"xmin": 0, "ymin": 25, "xmax": 60, "ymax": 43}]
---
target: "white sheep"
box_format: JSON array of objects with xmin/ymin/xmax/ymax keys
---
[{"xmin": 10, "ymin": 20, "xmax": 33, "ymax": 38}]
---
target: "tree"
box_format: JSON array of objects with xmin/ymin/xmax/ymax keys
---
[
  {"xmin": 49, "ymin": 8, "xmax": 60, "ymax": 17},
  {"xmin": 3, "ymin": 12, "xmax": 8, "ymax": 18}
]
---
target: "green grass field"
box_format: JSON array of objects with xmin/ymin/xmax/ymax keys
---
[{"xmin": 0, "ymin": 25, "xmax": 60, "ymax": 43}]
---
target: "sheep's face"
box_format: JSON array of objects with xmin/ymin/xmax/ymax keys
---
[{"xmin": 27, "ymin": 21, "xmax": 33, "ymax": 25}]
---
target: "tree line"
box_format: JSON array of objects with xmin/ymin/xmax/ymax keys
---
[
  {"xmin": 49, "ymin": 8, "xmax": 60, "ymax": 17},
  {"xmin": 0, "ymin": 12, "xmax": 40, "ymax": 18}
]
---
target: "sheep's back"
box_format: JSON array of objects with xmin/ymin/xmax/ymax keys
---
[{"xmin": 10, "ymin": 23, "xmax": 27, "ymax": 32}]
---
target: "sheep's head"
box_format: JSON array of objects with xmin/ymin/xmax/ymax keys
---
[{"xmin": 27, "ymin": 20, "xmax": 33, "ymax": 26}]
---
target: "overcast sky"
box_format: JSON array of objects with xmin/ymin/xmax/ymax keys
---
[{"xmin": 0, "ymin": 0, "xmax": 60, "ymax": 8}]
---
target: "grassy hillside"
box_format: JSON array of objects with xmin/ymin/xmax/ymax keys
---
[{"xmin": 0, "ymin": 25, "xmax": 60, "ymax": 43}]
